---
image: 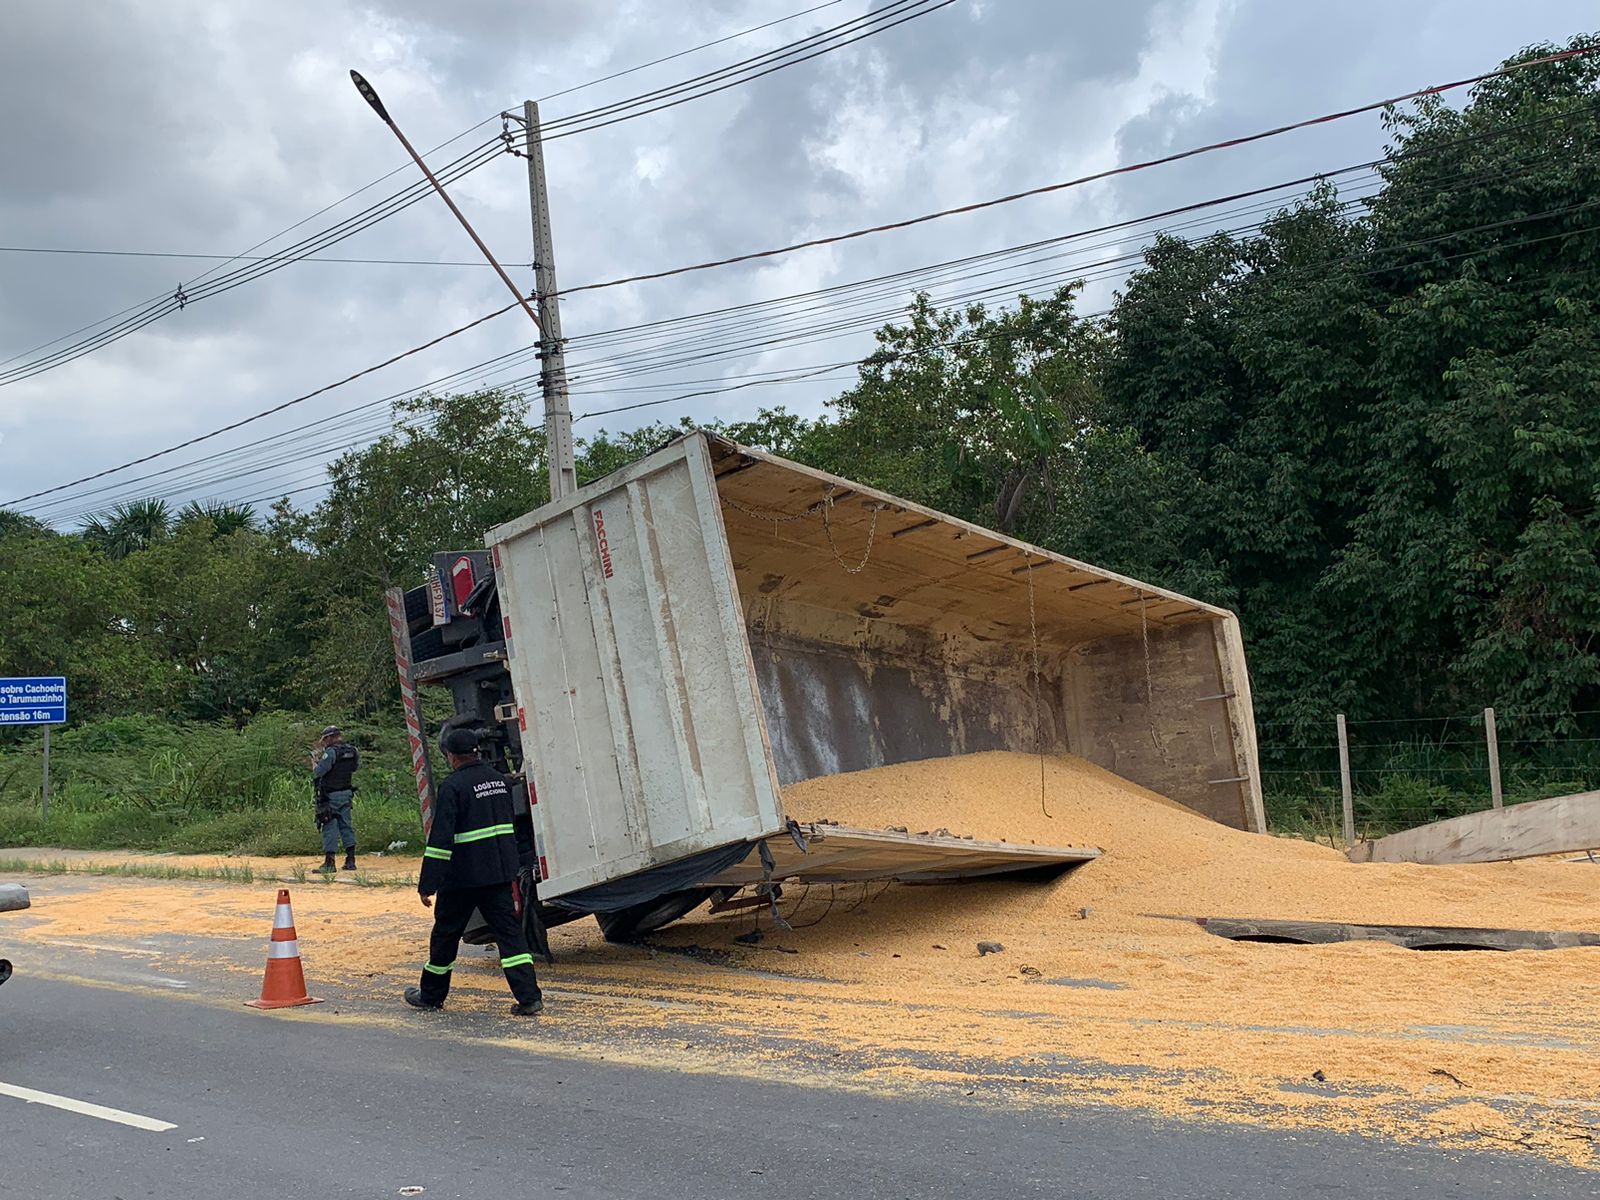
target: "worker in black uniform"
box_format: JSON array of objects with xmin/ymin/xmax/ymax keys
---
[
  {"xmin": 404, "ymin": 726, "xmax": 543, "ymax": 1016},
  {"xmin": 312, "ymin": 725, "xmax": 360, "ymax": 873}
]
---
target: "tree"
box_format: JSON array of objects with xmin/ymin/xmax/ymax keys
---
[
  {"xmin": 1098, "ymin": 191, "xmax": 1383, "ymax": 721},
  {"xmin": 805, "ymin": 287, "xmax": 1104, "ymax": 537},
  {"xmin": 0, "ymin": 526, "xmax": 172, "ymax": 715},
  {"xmin": 0, "ymin": 509, "xmax": 47, "ymax": 539},
  {"xmin": 1329, "ymin": 35, "xmax": 1600, "ymax": 718},
  {"xmin": 82, "ymin": 498, "xmax": 171, "ymax": 559},
  {"xmin": 311, "ymin": 389, "xmax": 549, "ymax": 593},
  {"xmin": 177, "ymin": 500, "xmax": 258, "ymax": 537}
]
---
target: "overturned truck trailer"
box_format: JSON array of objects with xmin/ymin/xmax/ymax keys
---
[{"xmin": 474, "ymin": 431, "xmax": 1262, "ymax": 936}]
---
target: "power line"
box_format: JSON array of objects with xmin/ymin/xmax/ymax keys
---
[
  {"xmin": 0, "ymin": 3, "xmax": 942, "ymax": 388},
  {"xmin": 0, "ymin": 138, "xmax": 509, "ymax": 388},
  {"xmin": 35, "ymin": 200, "xmax": 1589, "ymax": 520},
  {"xmin": 0, "ymin": 246, "xmax": 516, "ymax": 267},
  {"xmin": 536, "ymin": 0, "xmax": 957, "ymax": 140},
  {"xmin": 573, "ymin": 361, "xmax": 860, "ymax": 421},
  {"xmin": 0, "ymin": 127, "xmax": 507, "ymax": 376},
  {"xmin": 40, "ymin": 196, "xmax": 1600, "ymax": 523},
  {"xmin": 15, "ymin": 54, "xmax": 1596, "ymax": 515},
  {"xmin": 534, "ymin": 0, "xmax": 848, "ymax": 105},
  {"xmin": 5, "ymin": 300, "xmax": 523, "ymax": 507},
  {"xmin": 553, "ymin": 45, "xmax": 1600, "ymax": 301}
]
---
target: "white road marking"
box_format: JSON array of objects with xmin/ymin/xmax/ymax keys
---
[{"xmin": 0, "ymin": 1081, "xmax": 178, "ymax": 1132}]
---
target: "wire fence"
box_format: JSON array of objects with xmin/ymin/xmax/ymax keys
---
[{"xmin": 1256, "ymin": 706, "xmax": 1600, "ymax": 840}]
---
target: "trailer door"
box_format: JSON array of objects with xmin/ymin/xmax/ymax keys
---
[{"xmin": 487, "ymin": 436, "xmax": 783, "ymax": 901}]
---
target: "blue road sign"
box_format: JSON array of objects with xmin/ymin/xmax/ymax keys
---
[{"xmin": 0, "ymin": 677, "xmax": 67, "ymax": 726}]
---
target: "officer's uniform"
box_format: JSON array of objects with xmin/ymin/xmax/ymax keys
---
[
  {"xmin": 415, "ymin": 759, "xmax": 542, "ymax": 1009},
  {"xmin": 313, "ymin": 741, "xmax": 359, "ymax": 856}
]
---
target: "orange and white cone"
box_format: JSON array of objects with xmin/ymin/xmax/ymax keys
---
[{"xmin": 245, "ymin": 888, "xmax": 323, "ymax": 1009}]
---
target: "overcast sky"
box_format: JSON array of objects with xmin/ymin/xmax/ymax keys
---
[{"xmin": 2, "ymin": 0, "xmax": 1594, "ymax": 527}]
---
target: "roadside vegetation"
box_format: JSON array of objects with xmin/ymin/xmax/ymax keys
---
[{"xmin": 0, "ymin": 714, "xmax": 424, "ymax": 857}]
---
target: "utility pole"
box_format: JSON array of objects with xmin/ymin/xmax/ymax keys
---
[{"xmin": 523, "ymin": 101, "xmax": 577, "ymax": 502}]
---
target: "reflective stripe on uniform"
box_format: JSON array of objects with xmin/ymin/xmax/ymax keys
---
[
  {"xmin": 422, "ymin": 960, "xmax": 455, "ymax": 975},
  {"xmin": 423, "ymin": 846, "xmax": 453, "ymax": 860},
  {"xmin": 498, "ymin": 953, "xmax": 534, "ymax": 970},
  {"xmin": 453, "ymin": 823, "xmax": 515, "ymax": 844}
]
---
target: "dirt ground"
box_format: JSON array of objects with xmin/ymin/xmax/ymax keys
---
[{"xmin": 6, "ymin": 751, "xmax": 1598, "ymax": 1167}]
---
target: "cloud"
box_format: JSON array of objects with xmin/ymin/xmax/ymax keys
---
[{"xmin": 1, "ymin": 0, "xmax": 1594, "ymax": 524}]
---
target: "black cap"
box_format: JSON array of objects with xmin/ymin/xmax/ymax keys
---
[
  {"xmin": 440, "ymin": 727, "xmax": 480, "ymax": 755},
  {"xmin": 320, "ymin": 725, "xmax": 341, "ymax": 738}
]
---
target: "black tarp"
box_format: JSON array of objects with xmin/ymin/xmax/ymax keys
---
[{"xmin": 546, "ymin": 841, "xmax": 757, "ymax": 914}]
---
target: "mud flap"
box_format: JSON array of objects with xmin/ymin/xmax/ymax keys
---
[{"xmin": 517, "ymin": 867, "xmax": 554, "ymax": 965}]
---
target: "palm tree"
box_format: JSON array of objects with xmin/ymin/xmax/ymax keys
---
[
  {"xmin": 0, "ymin": 509, "xmax": 47, "ymax": 539},
  {"xmin": 82, "ymin": 498, "xmax": 171, "ymax": 558},
  {"xmin": 177, "ymin": 499, "xmax": 258, "ymax": 537}
]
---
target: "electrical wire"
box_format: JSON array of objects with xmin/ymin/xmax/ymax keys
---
[
  {"xmin": 534, "ymin": 1, "xmax": 848, "ymax": 106},
  {"xmin": 37, "ymin": 219, "xmax": 1600, "ymax": 524},
  {"xmin": 5, "ymin": 300, "xmax": 524, "ymax": 507},
  {"xmin": 36, "ymin": 207, "xmax": 1600, "ymax": 522},
  {"xmin": 0, "ymin": 247, "xmax": 518, "ymax": 268},
  {"xmin": 551, "ymin": 45, "xmax": 1600, "ymax": 301},
  {"xmin": 1, "ymin": 2, "xmax": 943, "ymax": 388},
  {"xmin": 16, "ymin": 62, "xmax": 1598, "ymax": 517},
  {"xmin": 537, "ymin": 0, "xmax": 957, "ymax": 141},
  {"xmin": 0, "ymin": 138, "xmax": 509, "ymax": 388}
]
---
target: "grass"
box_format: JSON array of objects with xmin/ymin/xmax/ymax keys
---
[
  {"xmin": 0, "ymin": 711, "xmax": 427, "ymax": 858},
  {"xmin": 0, "ymin": 854, "xmax": 417, "ymax": 888},
  {"xmin": 1261, "ymin": 718, "xmax": 1600, "ymax": 842},
  {"xmin": 0, "ymin": 855, "xmax": 261, "ymax": 885}
]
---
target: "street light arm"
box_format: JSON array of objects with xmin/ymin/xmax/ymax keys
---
[{"xmin": 347, "ymin": 67, "xmax": 542, "ymax": 335}]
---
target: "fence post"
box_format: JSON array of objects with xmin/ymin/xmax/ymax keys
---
[
  {"xmin": 1337, "ymin": 713, "xmax": 1354, "ymax": 846},
  {"xmin": 42, "ymin": 725, "xmax": 51, "ymax": 821},
  {"xmin": 1484, "ymin": 706, "xmax": 1503, "ymax": 810}
]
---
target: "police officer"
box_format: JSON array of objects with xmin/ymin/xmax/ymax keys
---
[
  {"xmin": 404, "ymin": 727, "xmax": 543, "ymax": 1016},
  {"xmin": 312, "ymin": 725, "xmax": 360, "ymax": 873}
]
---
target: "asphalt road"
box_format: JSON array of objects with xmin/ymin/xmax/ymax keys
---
[{"xmin": 1, "ymin": 971, "xmax": 1594, "ymax": 1200}]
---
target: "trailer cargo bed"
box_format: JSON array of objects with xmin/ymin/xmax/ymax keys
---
[{"xmin": 487, "ymin": 431, "xmax": 1261, "ymax": 907}]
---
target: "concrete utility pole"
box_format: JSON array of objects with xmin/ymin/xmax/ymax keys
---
[{"xmin": 522, "ymin": 101, "xmax": 577, "ymax": 502}]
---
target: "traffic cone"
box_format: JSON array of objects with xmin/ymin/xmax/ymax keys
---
[{"xmin": 245, "ymin": 888, "xmax": 323, "ymax": 1009}]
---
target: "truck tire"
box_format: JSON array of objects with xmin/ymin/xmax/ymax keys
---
[{"xmin": 595, "ymin": 889, "xmax": 714, "ymax": 943}]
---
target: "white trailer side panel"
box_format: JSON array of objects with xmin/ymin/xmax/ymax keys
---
[{"xmin": 489, "ymin": 438, "xmax": 784, "ymax": 900}]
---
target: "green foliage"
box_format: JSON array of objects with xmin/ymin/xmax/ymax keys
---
[
  {"xmin": 0, "ymin": 712, "xmax": 423, "ymax": 855},
  {"xmin": 177, "ymin": 500, "xmax": 258, "ymax": 536},
  {"xmin": 0, "ymin": 526, "xmax": 171, "ymax": 715},
  {"xmin": 799, "ymin": 289, "xmax": 1103, "ymax": 537},
  {"xmin": 311, "ymin": 389, "xmax": 550, "ymax": 592},
  {"xmin": 82, "ymin": 497, "xmax": 171, "ymax": 559}
]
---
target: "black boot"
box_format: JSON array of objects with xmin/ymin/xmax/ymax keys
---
[
  {"xmin": 404, "ymin": 986, "xmax": 442, "ymax": 1011},
  {"xmin": 313, "ymin": 854, "xmax": 336, "ymax": 874},
  {"xmin": 342, "ymin": 850, "xmax": 357, "ymax": 872}
]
